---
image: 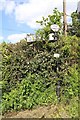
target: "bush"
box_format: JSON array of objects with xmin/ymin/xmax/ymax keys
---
[
  {"xmin": 1, "ymin": 36, "xmax": 79, "ymax": 114},
  {"xmin": 2, "ymin": 64, "xmax": 79, "ymax": 113},
  {"xmin": 61, "ymin": 64, "xmax": 79, "ymax": 99},
  {"xmin": 2, "ymin": 74, "xmax": 57, "ymax": 113}
]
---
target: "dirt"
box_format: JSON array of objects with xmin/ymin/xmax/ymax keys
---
[{"xmin": 3, "ymin": 104, "xmax": 70, "ymax": 118}]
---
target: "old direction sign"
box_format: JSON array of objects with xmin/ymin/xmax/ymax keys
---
[
  {"xmin": 26, "ymin": 33, "xmax": 36, "ymax": 42},
  {"xmin": 51, "ymin": 24, "xmax": 59, "ymax": 32},
  {"xmin": 49, "ymin": 33, "xmax": 58, "ymax": 41},
  {"xmin": 54, "ymin": 53, "xmax": 60, "ymax": 58}
]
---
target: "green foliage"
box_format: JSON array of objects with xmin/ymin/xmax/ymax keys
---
[
  {"xmin": 1, "ymin": 35, "xmax": 79, "ymax": 115},
  {"xmin": 60, "ymin": 96, "xmax": 79, "ymax": 118},
  {"xmin": 36, "ymin": 8, "xmax": 62, "ymax": 41},
  {"xmin": 67, "ymin": 97, "xmax": 78, "ymax": 118},
  {"xmin": 2, "ymin": 74, "xmax": 57, "ymax": 113},
  {"xmin": 2, "ymin": 40, "xmax": 37, "ymax": 92},
  {"xmin": 68, "ymin": 11, "xmax": 80, "ymax": 37},
  {"xmin": 1, "ymin": 8, "xmax": 79, "ymax": 117},
  {"xmin": 2, "ymin": 64, "xmax": 79, "ymax": 114},
  {"xmin": 61, "ymin": 64, "xmax": 79, "ymax": 99}
]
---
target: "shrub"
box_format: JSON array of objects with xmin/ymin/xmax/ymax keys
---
[
  {"xmin": 2, "ymin": 74, "xmax": 57, "ymax": 113},
  {"xmin": 1, "ymin": 36, "xmax": 79, "ymax": 114}
]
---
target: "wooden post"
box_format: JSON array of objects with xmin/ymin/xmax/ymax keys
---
[{"xmin": 63, "ymin": 0, "xmax": 67, "ymax": 36}]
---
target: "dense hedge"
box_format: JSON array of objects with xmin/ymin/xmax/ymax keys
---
[
  {"xmin": 1, "ymin": 36, "xmax": 79, "ymax": 114},
  {"xmin": 2, "ymin": 74, "xmax": 57, "ymax": 113}
]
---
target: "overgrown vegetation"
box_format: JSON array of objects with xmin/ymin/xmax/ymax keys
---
[
  {"xmin": 1, "ymin": 8, "xmax": 79, "ymax": 118},
  {"xmin": 68, "ymin": 11, "xmax": 80, "ymax": 37},
  {"xmin": 1, "ymin": 35, "xmax": 79, "ymax": 117},
  {"xmin": 36, "ymin": 8, "xmax": 62, "ymax": 40}
]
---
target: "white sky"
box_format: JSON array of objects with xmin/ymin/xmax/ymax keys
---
[
  {"xmin": 0, "ymin": 0, "xmax": 80, "ymax": 43},
  {"xmin": 14, "ymin": 0, "xmax": 80, "ymax": 28}
]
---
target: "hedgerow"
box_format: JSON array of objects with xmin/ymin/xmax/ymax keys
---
[{"xmin": 1, "ymin": 36, "xmax": 79, "ymax": 114}]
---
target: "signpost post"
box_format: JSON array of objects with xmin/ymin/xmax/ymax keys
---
[
  {"xmin": 49, "ymin": 24, "xmax": 60, "ymax": 102},
  {"xmin": 77, "ymin": 1, "xmax": 80, "ymax": 20},
  {"xmin": 54, "ymin": 53, "xmax": 61, "ymax": 102}
]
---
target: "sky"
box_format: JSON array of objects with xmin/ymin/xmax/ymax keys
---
[{"xmin": 0, "ymin": 0, "xmax": 80, "ymax": 43}]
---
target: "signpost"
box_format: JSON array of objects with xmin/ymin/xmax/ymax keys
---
[
  {"xmin": 54, "ymin": 53, "xmax": 60, "ymax": 58},
  {"xmin": 49, "ymin": 24, "xmax": 59, "ymax": 41},
  {"xmin": 51, "ymin": 24, "xmax": 59, "ymax": 32},
  {"xmin": 26, "ymin": 33, "xmax": 36, "ymax": 42}
]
